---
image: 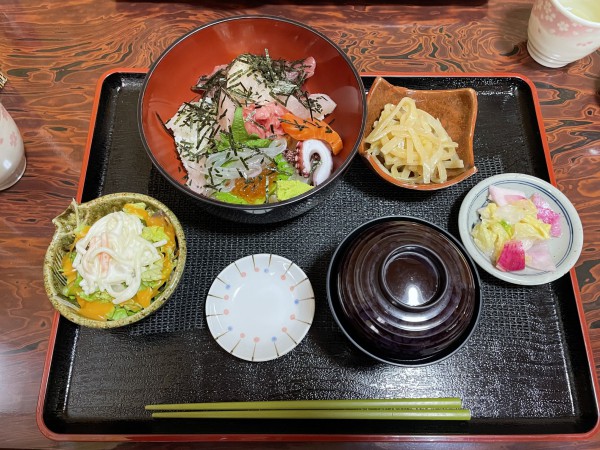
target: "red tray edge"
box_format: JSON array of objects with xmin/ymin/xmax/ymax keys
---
[{"xmin": 35, "ymin": 67, "xmax": 600, "ymax": 443}]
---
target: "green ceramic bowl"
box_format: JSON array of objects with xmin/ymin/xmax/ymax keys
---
[{"xmin": 43, "ymin": 193, "xmax": 187, "ymax": 329}]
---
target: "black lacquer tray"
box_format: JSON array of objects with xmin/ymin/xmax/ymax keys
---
[{"xmin": 37, "ymin": 70, "xmax": 599, "ymax": 442}]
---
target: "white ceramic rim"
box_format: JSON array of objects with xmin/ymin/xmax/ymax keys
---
[
  {"xmin": 205, "ymin": 254, "xmax": 315, "ymax": 362},
  {"xmin": 458, "ymin": 173, "xmax": 583, "ymax": 286}
]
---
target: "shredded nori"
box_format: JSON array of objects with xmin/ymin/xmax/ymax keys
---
[{"xmin": 169, "ymin": 50, "xmax": 322, "ymax": 196}]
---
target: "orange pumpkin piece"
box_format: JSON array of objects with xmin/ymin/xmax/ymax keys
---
[
  {"xmin": 76, "ymin": 298, "xmax": 115, "ymax": 321},
  {"xmin": 134, "ymin": 287, "xmax": 154, "ymax": 309},
  {"xmin": 279, "ymin": 113, "xmax": 343, "ymax": 155},
  {"xmin": 61, "ymin": 253, "xmax": 78, "ymax": 285}
]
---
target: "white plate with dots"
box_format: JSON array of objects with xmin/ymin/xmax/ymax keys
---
[{"xmin": 205, "ymin": 254, "xmax": 315, "ymax": 362}]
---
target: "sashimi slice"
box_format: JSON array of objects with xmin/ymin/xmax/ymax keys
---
[
  {"xmin": 496, "ymin": 240, "xmax": 526, "ymax": 272},
  {"xmin": 280, "ymin": 112, "xmax": 343, "ymax": 154},
  {"xmin": 525, "ymin": 240, "xmax": 557, "ymax": 271},
  {"xmin": 285, "ymin": 56, "xmax": 316, "ymax": 81},
  {"xmin": 166, "ymin": 101, "xmax": 218, "ymax": 159},
  {"xmin": 243, "ymin": 102, "xmax": 288, "ymax": 139},
  {"xmin": 309, "ymin": 93, "xmax": 337, "ymax": 118},
  {"xmin": 226, "ymin": 59, "xmax": 277, "ymax": 106},
  {"xmin": 181, "ymin": 156, "xmax": 208, "ymax": 194},
  {"xmin": 488, "ymin": 185, "xmax": 527, "ymax": 206},
  {"xmin": 283, "ymin": 93, "xmax": 337, "ymax": 120},
  {"xmin": 216, "ymin": 93, "xmax": 237, "ymax": 131},
  {"xmin": 194, "ymin": 64, "xmax": 228, "ymax": 90}
]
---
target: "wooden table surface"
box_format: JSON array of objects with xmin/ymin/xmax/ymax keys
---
[{"xmin": 1, "ymin": 0, "xmax": 599, "ymax": 448}]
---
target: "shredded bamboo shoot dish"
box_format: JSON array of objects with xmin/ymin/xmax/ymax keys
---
[{"xmin": 364, "ymin": 97, "xmax": 464, "ymax": 184}]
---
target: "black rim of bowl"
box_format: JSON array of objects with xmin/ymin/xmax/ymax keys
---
[
  {"xmin": 326, "ymin": 216, "xmax": 482, "ymax": 367},
  {"xmin": 137, "ymin": 14, "xmax": 367, "ymax": 213}
]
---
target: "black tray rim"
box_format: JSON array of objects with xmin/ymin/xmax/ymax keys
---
[{"xmin": 36, "ymin": 68, "xmax": 600, "ymax": 443}]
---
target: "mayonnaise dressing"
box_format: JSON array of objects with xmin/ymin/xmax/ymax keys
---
[{"xmin": 73, "ymin": 211, "xmax": 162, "ymax": 304}]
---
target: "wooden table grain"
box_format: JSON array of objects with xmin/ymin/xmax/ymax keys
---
[{"xmin": 1, "ymin": 1, "xmax": 598, "ymax": 448}]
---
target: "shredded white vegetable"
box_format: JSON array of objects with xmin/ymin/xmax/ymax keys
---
[
  {"xmin": 364, "ymin": 97, "xmax": 464, "ymax": 184},
  {"xmin": 72, "ymin": 211, "xmax": 162, "ymax": 304},
  {"xmin": 200, "ymin": 138, "xmax": 287, "ymax": 191}
]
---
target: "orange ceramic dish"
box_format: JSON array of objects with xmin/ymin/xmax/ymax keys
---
[{"xmin": 360, "ymin": 76, "xmax": 478, "ymax": 191}]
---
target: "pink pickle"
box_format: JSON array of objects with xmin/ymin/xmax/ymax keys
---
[
  {"xmin": 531, "ymin": 193, "xmax": 562, "ymax": 237},
  {"xmin": 496, "ymin": 241, "xmax": 526, "ymax": 272},
  {"xmin": 526, "ymin": 241, "xmax": 557, "ymax": 271},
  {"xmin": 488, "ymin": 185, "xmax": 526, "ymax": 207}
]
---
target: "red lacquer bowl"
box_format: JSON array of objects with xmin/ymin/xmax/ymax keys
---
[{"xmin": 138, "ymin": 15, "xmax": 366, "ymax": 224}]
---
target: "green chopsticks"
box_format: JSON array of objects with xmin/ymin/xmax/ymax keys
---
[
  {"xmin": 146, "ymin": 397, "xmax": 463, "ymax": 411},
  {"xmin": 146, "ymin": 397, "xmax": 471, "ymax": 421},
  {"xmin": 149, "ymin": 409, "xmax": 471, "ymax": 420}
]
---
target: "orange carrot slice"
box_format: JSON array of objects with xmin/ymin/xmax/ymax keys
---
[{"xmin": 280, "ymin": 113, "xmax": 343, "ymax": 155}]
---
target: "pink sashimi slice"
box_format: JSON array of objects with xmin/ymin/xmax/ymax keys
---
[
  {"xmin": 525, "ymin": 241, "xmax": 557, "ymax": 271},
  {"xmin": 195, "ymin": 64, "xmax": 228, "ymax": 89},
  {"xmin": 496, "ymin": 240, "xmax": 526, "ymax": 272},
  {"xmin": 303, "ymin": 56, "xmax": 316, "ymax": 78},
  {"xmin": 531, "ymin": 193, "xmax": 562, "ymax": 237},
  {"xmin": 286, "ymin": 56, "xmax": 316, "ymax": 81},
  {"xmin": 488, "ymin": 185, "xmax": 527, "ymax": 206},
  {"xmin": 243, "ymin": 102, "xmax": 288, "ymax": 139}
]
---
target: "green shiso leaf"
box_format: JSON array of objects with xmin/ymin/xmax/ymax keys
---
[
  {"xmin": 215, "ymin": 107, "xmax": 272, "ymax": 151},
  {"xmin": 231, "ymin": 106, "xmax": 250, "ymax": 142},
  {"xmin": 274, "ymin": 154, "xmax": 295, "ymax": 180}
]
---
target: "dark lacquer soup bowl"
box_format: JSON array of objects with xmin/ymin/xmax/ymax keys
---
[
  {"xmin": 138, "ymin": 15, "xmax": 366, "ymax": 224},
  {"xmin": 327, "ymin": 216, "xmax": 482, "ymax": 366}
]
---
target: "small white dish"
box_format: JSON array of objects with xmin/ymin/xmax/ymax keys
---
[
  {"xmin": 205, "ymin": 254, "xmax": 315, "ymax": 362},
  {"xmin": 458, "ymin": 173, "xmax": 583, "ymax": 286}
]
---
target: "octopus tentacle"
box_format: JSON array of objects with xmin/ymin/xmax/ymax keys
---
[{"xmin": 295, "ymin": 139, "xmax": 334, "ymax": 186}]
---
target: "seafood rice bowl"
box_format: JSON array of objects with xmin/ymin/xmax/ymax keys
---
[{"xmin": 138, "ymin": 15, "xmax": 366, "ymax": 224}]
